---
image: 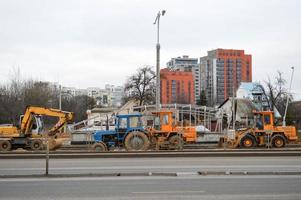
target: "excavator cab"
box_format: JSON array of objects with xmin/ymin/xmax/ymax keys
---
[{"xmin": 19, "ymin": 115, "xmax": 44, "ymax": 135}]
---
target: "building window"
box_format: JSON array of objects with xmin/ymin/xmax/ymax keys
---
[{"xmin": 171, "ymin": 80, "xmax": 177, "ymax": 103}]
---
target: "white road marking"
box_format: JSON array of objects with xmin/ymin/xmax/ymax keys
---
[{"xmin": 132, "ymin": 190, "xmax": 205, "ymax": 194}]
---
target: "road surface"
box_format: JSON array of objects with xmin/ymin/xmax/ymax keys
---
[
  {"xmin": 0, "ymin": 156, "xmax": 300, "ymax": 176},
  {"xmin": 1, "ymin": 175, "xmax": 301, "ymax": 199}
]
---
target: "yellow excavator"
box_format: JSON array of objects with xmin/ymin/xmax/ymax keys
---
[{"xmin": 0, "ymin": 106, "xmax": 73, "ymax": 151}]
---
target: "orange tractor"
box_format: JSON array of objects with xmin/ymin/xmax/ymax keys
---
[
  {"xmin": 146, "ymin": 110, "xmax": 198, "ymax": 150},
  {"xmin": 227, "ymin": 110, "xmax": 297, "ymax": 148}
]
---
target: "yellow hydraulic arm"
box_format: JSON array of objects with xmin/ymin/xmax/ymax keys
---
[{"xmin": 21, "ymin": 106, "xmax": 74, "ymax": 136}]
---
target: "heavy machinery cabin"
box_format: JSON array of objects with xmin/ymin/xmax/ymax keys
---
[
  {"xmin": 228, "ymin": 110, "xmax": 297, "ymax": 148},
  {"xmin": 147, "ymin": 111, "xmax": 186, "ymax": 150}
]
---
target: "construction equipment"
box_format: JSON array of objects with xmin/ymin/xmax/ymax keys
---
[
  {"xmin": 0, "ymin": 106, "xmax": 74, "ymax": 151},
  {"xmin": 134, "ymin": 104, "xmax": 227, "ymax": 144},
  {"xmin": 228, "ymin": 110, "xmax": 297, "ymax": 148},
  {"xmin": 92, "ymin": 113, "xmax": 150, "ymax": 151},
  {"xmin": 147, "ymin": 111, "xmax": 185, "ymax": 150}
]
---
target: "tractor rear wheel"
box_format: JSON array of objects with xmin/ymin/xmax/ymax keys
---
[
  {"xmin": 271, "ymin": 134, "xmax": 286, "ymax": 148},
  {"xmin": 92, "ymin": 142, "xmax": 108, "ymax": 152},
  {"xmin": 168, "ymin": 135, "xmax": 184, "ymax": 150},
  {"xmin": 240, "ymin": 134, "xmax": 256, "ymax": 148},
  {"xmin": 0, "ymin": 140, "xmax": 12, "ymax": 151},
  {"xmin": 30, "ymin": 139, "xmax": 43, "ymax": 151},
  {"xmin": 124, "ymin": 131, "xmax": 150, "ymax": 151}
]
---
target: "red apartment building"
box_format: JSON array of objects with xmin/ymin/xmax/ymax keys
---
[
  {"xmin": 200, "ymin": 49, "xmax": 252, "ymax": 106},
  {"xmin": 160, "ymin": 68, "xmax": 195, "ymax": 105}
]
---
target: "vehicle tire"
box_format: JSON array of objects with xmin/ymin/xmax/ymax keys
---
[
  {"xmin": 240, "ymin": 134, "xmax": 256, "ymax": 148},
  {"xmin": 271, "ymin": 134, "xmax": 286, "ymax": 148},
  {"xmin": 30, "ymin": 139, "xmax": 43, "ymax": 151},
  {"xmin": 92, "ymin": 142, "xmax": 108, "ymax": 152},
  {"xmin": 168, "ymin": 135, "xmax": 184, "ymax": 150},
  {"xmin": 124, "ymin": 131, "xmax": 150, "ymax": 151},
  {"xmin": 0, "ymin": 140, "xmax": 12, "ymax": 151}
]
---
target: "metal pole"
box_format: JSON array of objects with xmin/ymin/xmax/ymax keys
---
[
  {"xmin": 156, "ymin": 41, "xmax": 160, "ymax": 110},
  {"xmin": 189, "ymin": 104, "xmax": 192, "ymax": 126},
  {"xmin": 155, "ymin": 14, "xmax": 161, "ymax": 110},
  {"xmin": 283, "ymin": 66, "xmax": 294, "ymax": 126},
  {"xmin": 194, "ymin": 107, "xmax": 197, "ymax": 126},
  {"xmin": 204, "ymin": 106, "xmax": 206, "ymax": 127},
  {"xmin": 59, "ymin": 85, "xmax": 62, "ymax": 110},
  {"xmin": 181, "ymin": 106, "xmax": 184, "ymax": 127},
  {"xmin": 154, "ymin": 10, "xmax": 165, "ymax": 110},
  {"xmin": 45, "ymin": 139, "xmax": 49, "ymax": 176},
  {"xmin": 232, "ymin": 98, "xmax": 235, "ymax": 130}
]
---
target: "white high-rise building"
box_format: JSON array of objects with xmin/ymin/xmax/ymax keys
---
[
  {"xmin": 167, "ymin": 55, "xmax": 200, "ymax": 102},
  {"xmin": 105, "ymin": 84, "xmax": 124, "ymax": 107}
]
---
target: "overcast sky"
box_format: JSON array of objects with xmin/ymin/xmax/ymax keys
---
[{"xmin": 0, "ymin": 0, "xmax": 300, "ymax": 99}]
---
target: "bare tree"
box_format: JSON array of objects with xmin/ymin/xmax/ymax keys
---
[
  {"xmin": 61, "ymin": 95, "xmax": 96, "ymax": 122},
  {"xmin": 124, "ymin": 66, "xmax": 156, "ymax": 106},
  {"xmin": 265, "ymin": 71, "xmax": 292, "ymax": 116},
  {"xmin": 0, "ymin": 68, "xmax": 96, "ymax": 124}
]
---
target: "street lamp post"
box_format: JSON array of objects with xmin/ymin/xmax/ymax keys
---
[
  {"xmin": 154, "ymin": 10, "xmax": 166, "ymax": 110},
  {"xmin": 283, "ymin": 66, "xmax": 295, "ymax": 126}
]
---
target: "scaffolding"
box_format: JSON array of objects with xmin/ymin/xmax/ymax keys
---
[{"xmin": 132, "ymin": 104, "xmax": 228, "ymax": 134}]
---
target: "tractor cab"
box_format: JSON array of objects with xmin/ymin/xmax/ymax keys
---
[
  {"xmin": 253, "ymin": 111, "xmax": 274, "ymax": 131},
  {"xmin": 152, "ymin": 111, "xmax": 174, "ymax": 132},
  {"xmin": 148, "ymin": 110, "xmax": 183, "ymax": 150},
  {"xmin": 115, "ymin": 114, "xmax": 143, "ymax": 139},
  {"xmin": 93, "ymin": 113, "xmax": 147, "ymax": 151}
]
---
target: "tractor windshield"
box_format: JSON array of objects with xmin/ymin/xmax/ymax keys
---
[
  {"xmin": 129, "ymin": 116, "xmax": 142, "ymax": 128},
  {"xmin": 255, "ymin": 114, "xmax": 264, "ymax": 130},
  {"xmin": 118, "ymin": 118, "xmax": 127, "ymax": 129},
  {"xmin": 154, "ymin": 116, "xmax": 161, "ymax": 130},
  {"xmin": 162, "ymin": 114, "xmax": 169, "ymax": 125},
  {"xmin": 264, "ymin": 114, "xmax": 271, "ymax": 125}
]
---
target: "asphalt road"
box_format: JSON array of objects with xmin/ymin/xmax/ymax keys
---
[
  {"xmin": 0, "ymin": 156, "xmax": 301, "ymax": 176},
  {"xmin": 1, "ymin": 175, "xmax": 301, "ymax": 200}
]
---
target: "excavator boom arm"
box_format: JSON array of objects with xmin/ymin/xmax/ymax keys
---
[{"xmin": 21, "ymin": 106, "xmax": 74, "ymax": 136}]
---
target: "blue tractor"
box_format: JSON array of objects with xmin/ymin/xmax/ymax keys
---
[{"xmin": 92, "ymin": 113, "xmax": 150, "ymax": 151}]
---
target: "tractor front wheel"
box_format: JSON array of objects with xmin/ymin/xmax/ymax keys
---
[
  {"xmin": 168, "ymin": 135, "xmax": 184, "ymax": 150},
  {"xmin": 271, "ymin": 134, "xmax": 286, "ymax": 148},
  {"xmin": 124, "ymin": 131, "xmax": 150, "ymax": 151},
  {"xmin": 92, "ymin": 142, "xmax": 108, "ymax": 152},
  {"xmin": 240, "ymin": 134, "xmax": 256, "ymax": 148}
]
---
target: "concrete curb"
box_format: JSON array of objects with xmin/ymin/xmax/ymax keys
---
[
  {"xmin": 1, "ymin": 171, "xmax": 301, "ymax": 179},
  {"xmin": 1, "ymin": 151, "xmax": 301, "ymax": 159},
  {"xmin": 197, "ymin": 171, "xmax": 301, "ymax": 176},
  {"xmin": 0, "ymin": 172, "xmax": 178, "ymax": 179},
  {"xmin": 3, "ymin": 147, "xmax": 301, "ymax": 154}
]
